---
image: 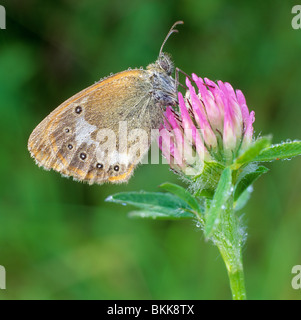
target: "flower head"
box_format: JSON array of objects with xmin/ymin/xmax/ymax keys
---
[{"xmin": 159, "ymin": 73, "xmax": 255, "ymax": 176}]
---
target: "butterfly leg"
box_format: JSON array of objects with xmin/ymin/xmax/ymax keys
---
[
  {"xmin": 175, "ymin": 67, "xmax": 192, "ymax": 90},
  {"xmin": 176, "ymin": 68, "xmax": 215, "ymax": 90}
]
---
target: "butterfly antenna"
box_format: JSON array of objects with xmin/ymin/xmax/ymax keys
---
[{"xmin": 159, "ymin": 21, "xmax": 184, "ymax": 56}]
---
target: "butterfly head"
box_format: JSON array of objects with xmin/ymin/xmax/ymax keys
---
[
  {"xmin": 157, "ymin": 52, "xmax": 174, "ymax": 76},
  {"xmin": 147, "ymin": 52, "xmax": 174, "ymax": 76}
]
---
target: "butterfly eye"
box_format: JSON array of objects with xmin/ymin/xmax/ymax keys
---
[{"xmin": 158, "ymin": 53, "xmax": 174, "ymax": 76}]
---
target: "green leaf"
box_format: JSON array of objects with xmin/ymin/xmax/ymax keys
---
[
  {"xmin": 159, "ymin": 182, "xmax": 202, "ymax": 213},
  {"xmin": 106, "ymin": 192, "xmax": 195, "ymax": 219},
  {"xmin": 253, "ymin": 140, "xmax": 301, "ymax": 162},
  {"xmin": 232, "ymin": 136, "xmax": 272, "ymax": 169},
  {"xmin": 234, "ymin": 165, "xmax": 269, "ymax": 203},
  {"xmin": 195, "ymin": 189, "xmax": 215, "ymax": 199},
  {"xmin": 128, "ymin": 210, "xmax": 193, "ymax": 220},
  {"xmin": 234, "ymin": 186, "xmax": 252, "ymax": 211},
  {"xmin": 205, "ymin": 167, "xmax": 232, "ymax": 237}
]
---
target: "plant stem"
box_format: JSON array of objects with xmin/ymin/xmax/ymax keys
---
[
  {"xmin": 218, "ymin": 245, "xmax": 246, "ymax": 299},
  {"xmin": 210, "ymin": 195, "xmax": 247, "ymax": 300},
  {"xmin": 227, "ymin": 266, "xmax": 246, "ymax": 300}
]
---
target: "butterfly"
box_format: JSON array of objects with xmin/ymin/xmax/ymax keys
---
[{"xmin": 28, "ymin": 21, "xmax": 183, "ymax": 184}]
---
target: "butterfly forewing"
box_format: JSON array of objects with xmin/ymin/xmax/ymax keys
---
[{"xmin": 28, "ymin": 69, "xmax": 163, "ymax": 184}]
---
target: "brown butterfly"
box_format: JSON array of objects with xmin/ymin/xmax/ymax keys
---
[{"xmin": 28, "ymin": 21, "xmax": 183, "ymax": 184}]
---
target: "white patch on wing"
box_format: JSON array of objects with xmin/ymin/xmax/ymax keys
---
[{"xmin": 75, "ymin": 117, "xmax": 98, "ymax": 147}]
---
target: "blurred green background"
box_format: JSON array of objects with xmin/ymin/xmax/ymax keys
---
[{"xmin": 0, "ymin": 0, "xmax": 301, "ymax": 300}]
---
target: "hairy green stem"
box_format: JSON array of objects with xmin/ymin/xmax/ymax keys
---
[
  {"xmin": 218, "ymin": 245, "xmax": 246, "ymax": 300},
  {"xmin": 228, "ymin": 267, "xmax": 246, "ymax": 300},
  {"xmin": 210, "ymin": 195, "xmax": 247, "ymax": 300}
]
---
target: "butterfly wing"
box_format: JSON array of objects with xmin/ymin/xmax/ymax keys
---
[{"xmin": 28, "ymin": 70, "xmax": 163, "ymax": 184}]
